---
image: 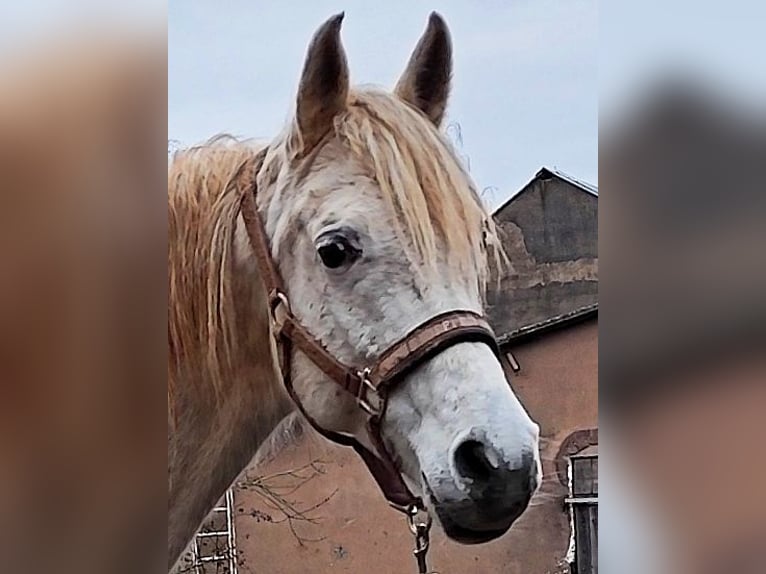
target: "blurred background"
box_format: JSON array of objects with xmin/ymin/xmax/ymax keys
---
[
  {"xmin": 600, "ymin": 1, "xmax": 766, "ymax": 573},
  {"xmin": 1, "ymin": 2, "xmax": 165, "ymax": 574}
]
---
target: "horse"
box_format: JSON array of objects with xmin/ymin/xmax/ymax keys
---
[{"xmin": 168, "ymin": 12, "xmax": 541, "ymax": 571}]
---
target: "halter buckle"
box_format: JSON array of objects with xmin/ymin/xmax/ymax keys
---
[
  {"xmin": 269, "ymin": 290, "xmax": 290, "ymax": 335},
  {"xmin": 356, "ymin": 367, "xmax": 383, "ymax": 416}
]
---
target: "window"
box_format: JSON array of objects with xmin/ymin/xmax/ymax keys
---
[{"xmin": 567, "ymin": 446, "xmax": 598, "ymax": 574}]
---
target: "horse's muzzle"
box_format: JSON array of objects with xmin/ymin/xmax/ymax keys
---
[{"xmin": 423, "ymin": 440, "xmax": 540, "ymax": 543}]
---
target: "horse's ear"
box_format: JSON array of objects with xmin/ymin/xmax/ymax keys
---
[
  {"xmin": 394, "ymin": 12, "xmax": 452, "ymax": 127},
  {"xmin": 295, "ymin": 13, "xmax": 349, "ymax": 155}
]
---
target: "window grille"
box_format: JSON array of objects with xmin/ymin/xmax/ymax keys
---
[
  {"xmin": 176, "ymin": 488, "xmax": 238, "ymax": 574},
  {"xmin": 566, "ymin": 448, "xmax": 598, "ymax": 574}
]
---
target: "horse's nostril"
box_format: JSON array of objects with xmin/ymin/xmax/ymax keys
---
[{"xmin": 454, "ymin": 439, "xmax": 494, "ymax": 483}]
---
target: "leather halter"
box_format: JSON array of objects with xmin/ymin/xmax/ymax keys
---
[{"xmin": 239, "ymin": 149, "xmax": 500, "ymax": 510}]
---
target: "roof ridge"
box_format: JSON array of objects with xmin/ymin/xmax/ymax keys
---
[
  {"xmin": 492, "ymin": 166, "xmax": 598, "ymax": 215},
  {"xmin": 538, "ymin": 167, "xmax": 599, "ymax": 196},
  {"xmin": 496, "ymin": 303, "xmax": 598, "ymax": 345}
]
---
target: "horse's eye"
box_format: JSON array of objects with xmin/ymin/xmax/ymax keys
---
[{"xmin": 317, "ymin": 238, "xmax": 358, "ymax": 269}]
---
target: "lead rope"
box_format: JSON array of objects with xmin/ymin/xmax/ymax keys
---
[{"xmin": 402, "ymin": 504, "xmax": 438, "ymax": 574}]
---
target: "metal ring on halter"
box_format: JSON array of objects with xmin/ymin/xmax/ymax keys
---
[
  {"xmin": 406, "ymin": 504, "xmax": 433, "ymax": 535},
  {"xmin": 356, "ymin": 367, "xmax": 383, "ymax": 416},
  {"xmin": 268, "ymin": 290, "xmax": 290, "ymax": 333},
  {"xmin": 389, "ymin": 501, "xmax": 416, "ymax": 515}
]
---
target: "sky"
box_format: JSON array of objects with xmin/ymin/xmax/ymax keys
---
[{"xmin": 169, "ymin": 0, "xmax": 598, "ymax": 207}]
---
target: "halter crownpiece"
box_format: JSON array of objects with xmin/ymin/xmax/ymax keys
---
[{"xmin": 239, "ymin": 148, "xmax": 500, "ymax": 511}]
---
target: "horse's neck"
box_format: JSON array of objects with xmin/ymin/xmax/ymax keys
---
[{"xmin": 168, "ymin": 228, "xmax": 291, "ymax": 569}]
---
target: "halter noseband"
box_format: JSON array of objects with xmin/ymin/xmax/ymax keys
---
[{"xmin": 240, "ymin": 149, "xmax": 500, "ymax": 511}]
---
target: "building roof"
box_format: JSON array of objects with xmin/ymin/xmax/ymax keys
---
[
  {"xmin": 541, "ymin": 167, "xmax": 599, "ymax": 197},
  {"xmin": 498, "ymin": 303, "xmax": 598, "ymax": 346},
  {"xmin": 494, "ymin": 167, "xmax": 598, "ymax": 215},
  {"xmin": 486, "ymin": 168, "xmax": 598, "ymax": 341}
]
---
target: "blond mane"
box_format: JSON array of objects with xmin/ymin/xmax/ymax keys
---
[
  {"xmin": 167, "ymin": 136, "xmax": 264, "ymax": 411},
  {"xmin": 339, "ymin": 90, "xmax": 498, "ymax": 285}
]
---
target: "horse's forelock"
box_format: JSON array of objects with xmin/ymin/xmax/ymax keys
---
[{"xmin": 335, "ymin": 89, "xmax": 501, "ymax": 289}]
